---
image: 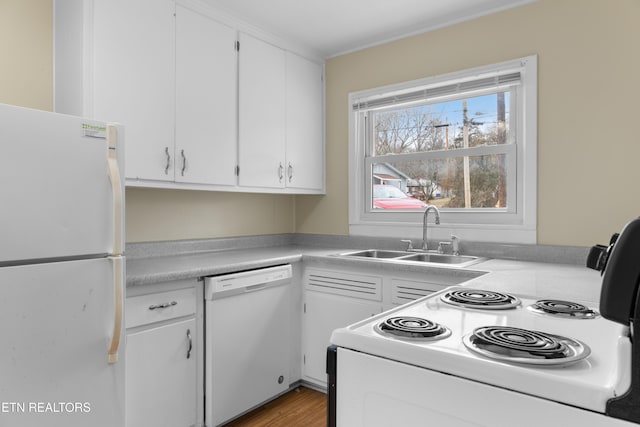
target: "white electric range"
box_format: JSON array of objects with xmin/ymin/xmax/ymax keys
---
[{"xmin": 328, "ymin": 218, "xmax": 640, "ymax": 427}]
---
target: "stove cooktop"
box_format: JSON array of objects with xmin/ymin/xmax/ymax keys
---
[{"xmin": 330, "ymin": 286, "xmax": 631, "ymax": 413}]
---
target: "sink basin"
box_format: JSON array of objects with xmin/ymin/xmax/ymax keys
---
[
  {"xmin": 397, "ymin": 253, "xmax": 481, "ymax": 266},
  {"xmin": 336, "ymin": 249, "xmax": 484, "ymax": 267},
  {"xmin": 339, "ymin": 249, "xmax": 412, "ymax": 259}
]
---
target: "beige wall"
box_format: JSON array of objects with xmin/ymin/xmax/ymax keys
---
[
  {"xmin": 125, "ymin": 188, "xmax": 295, "ymax": 242},
  {"xmin": 5, "ymin": 0, "xmax": 639, "ymax": 246},
  {"xmin": 0, "ymin": 0, "xmax": 52, "ymax": 110},
  {"xmin": 297, "ymin": 0, "xmax": 640, "ymax": 246}
]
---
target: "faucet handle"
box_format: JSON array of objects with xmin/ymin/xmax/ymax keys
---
[
  {"xmin": 451, "ymin": 234, "xmax": 460, "ymax": 256},
  {"xmin": 400, "ymin": 239, "xmax": 414, "ymax": 251},
  {"xmin": 437, "ymin": 241, "xmax": 452, "ymax": 254}
]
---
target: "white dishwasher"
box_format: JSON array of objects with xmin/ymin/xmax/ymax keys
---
[{"xmin": 204, "ymin": 264, "xmax": 292, "ymax": 427}]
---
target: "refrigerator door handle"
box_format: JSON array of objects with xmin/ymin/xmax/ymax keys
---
[
  {"xmin": 107, "ymin": 125, "xmax": 124, "ymax": 256},
  {"xmin": 108, "ymin": 256, "xmax": 124, "ymax": 364}
]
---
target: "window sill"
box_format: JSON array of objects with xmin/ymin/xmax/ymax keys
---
[{"xmin": 349, "ymin": 222, "xmax": 536, "ymax": 245}]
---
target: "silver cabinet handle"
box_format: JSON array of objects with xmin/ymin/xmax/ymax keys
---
[
  {"xmin": 180, "ymin": 149, "xmax": 186, "ymax": 176},
  {"xmin": 186, "ymin": 329, "xmax": 192, "ymax": 359},
  {"xmin": 287, "ymin": 162, "xmax": 293, "ymax": 183},
  {"xmin": 148, "ymin": 301, "xmax": 177, "ymax": 310},
  {"xmin": 278, "ymin": 162, "xmax": 284, "ymax": 182},
  {"xmin": 164, "ymin": 147, "xmax": 171, "ymax": 175}
]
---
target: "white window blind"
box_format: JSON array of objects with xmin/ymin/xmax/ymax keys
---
[{"xmin": 352, "ymin": 72, "xmax": 521, "ymax": 111}]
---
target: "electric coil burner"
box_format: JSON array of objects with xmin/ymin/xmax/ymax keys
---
[
  {"xmin": 463, "ymin": 325, "xmax": 591, "ymax": 366},
  {"xmin": 528, "ymin": 299, "xmax": 598, "ymax": 319},
  {"xmin": 376, "ymin": 316, "xmax": 451, "ymax": 340},
  {"xmin": 441, "ymin": 288, "xmax": 521, "ymax": 310}
]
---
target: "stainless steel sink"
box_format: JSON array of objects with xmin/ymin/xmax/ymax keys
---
[
  {"xmin": 337, "ymin": 249, "xmax": 484, "ymax": 267},
  {"xmin": 339, "ymin": 249, "xmax": 412, "ymax": 259},
  {"xmin": 397, "ymin": 253, "xmax": 482, "ymax": 266}
]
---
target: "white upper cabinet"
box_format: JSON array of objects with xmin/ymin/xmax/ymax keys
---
[
  {"xmin": 175, "ymin": 5, "xmax": 237, "ymax": 186},
  {"xmin": 54, "ymin": 0, "xmax": 175, "ymax": 181},
  {"xmin": 93, "ymin": 0, "xmax": 176, "ymax": 182},
  {"xmin": 238, "ymin": 33, "xmax": 287, "ymax": 189},
  {"xmin": 54, "ymin": 0, "xmax": 324, "ymax": 193},
  {"xmin": 238, "ymin": 33, "xmax": 325, "ymax": 192},
  {"xmin": 55, "ymin": 0, "xmax": 176, "ymax": 182},
  {"xmin": 285, "ymin": 52, "xmax": 324, "ymax": 191}
]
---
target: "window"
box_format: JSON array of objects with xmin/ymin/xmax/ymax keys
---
[{"xmin": 348, "ymin": 56, "xmax": 537, "ymax": 243}]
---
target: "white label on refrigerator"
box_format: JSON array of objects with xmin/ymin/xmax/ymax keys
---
[{"xmin": 82, "ymin": 122, "xmax": 107, "ymax": 139}]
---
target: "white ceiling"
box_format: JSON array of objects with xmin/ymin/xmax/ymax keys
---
[{"xmin": 199, "ymin": 0, "xmax": 535, "ymax": 58}]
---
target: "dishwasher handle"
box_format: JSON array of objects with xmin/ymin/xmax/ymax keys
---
[
  {"xmin": 204, "ymin": 264, "xmax": 292, "ymax": 300},
  {"xmin": 245, "ymin": 283, "xmax": 267, "ymax": 292}
]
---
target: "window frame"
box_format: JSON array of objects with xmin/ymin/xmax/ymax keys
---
[{"xmin": 348, "ymin": 56, "xmax": 537, "ymax": 244}]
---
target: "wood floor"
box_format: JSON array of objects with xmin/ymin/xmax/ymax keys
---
[{"xmin": 223, "ymin": 386, "xmax": 327, "ymax": 427}]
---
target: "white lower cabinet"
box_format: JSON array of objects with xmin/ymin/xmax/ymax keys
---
[
  {"xmin": 301, "ymin": 264, "xmax": 478, "ymax": 388},
  {"xmin": 121, "ymin": 260, "xmax": 477, "ymax": 425},
  {"xmin": 303, "ymin": 291, "xmax": 383, "ymax": 385},
  {"xmin": 126, "ymin": 286, "xmax": 198, "ymax": 427},
  {"xmin": 302, "ymin": 268, "xmax": 384, "ymax": 386}
]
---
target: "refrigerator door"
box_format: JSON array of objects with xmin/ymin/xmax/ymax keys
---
[
  {"xmin": 0, "ymin": 103, "xmax": 123, "ymax": 263},
  {"xmin": 0, "ymin": 257, "xmax": 125, "ymax": 427}
]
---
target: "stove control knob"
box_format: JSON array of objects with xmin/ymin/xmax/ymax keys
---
[
  {"xmin": 586, "ymin": 244, "xmax": 609, "ymax": 273},
  {"xmin": 587, "ymin": 233, "xmax": 620, "ymax": 273}
]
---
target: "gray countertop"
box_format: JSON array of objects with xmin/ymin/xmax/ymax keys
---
[
  {"xmin": 126, "ymin": 245, "xmax": 310, "ymax": 287},
  {"xmin": 126, "ymin": 243, "xmax": 604, "ymax": 305},
  {"xmin": 127, "ymin": 244, "xmax": 491, "ymax": 287}
]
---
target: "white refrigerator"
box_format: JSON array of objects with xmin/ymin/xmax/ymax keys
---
[{"xmin": 0, "ymin": 103, "xmax": 125, "ymax": 426}]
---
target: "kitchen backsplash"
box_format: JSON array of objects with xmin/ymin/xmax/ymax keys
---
[{"xmin": 126, "ymin": 233, "xmax": 589, "ymax": 265}]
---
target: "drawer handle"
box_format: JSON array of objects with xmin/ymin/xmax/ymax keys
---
[
  {"xmin": 148, "ymin": 301, "xmax": 178, "ymax": 310},
  {"xmin": 186, "ymin": 329, "xmax": 192, "ymax": 359}
]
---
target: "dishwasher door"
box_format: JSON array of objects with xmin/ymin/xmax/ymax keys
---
[{"xmin": 204, "ymin": 264, "xmax": 292, "ymax": 426}]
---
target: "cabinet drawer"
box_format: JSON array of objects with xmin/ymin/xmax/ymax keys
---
[{"xmin": 126, "ymin": 287, "xmax": 196, "ymax": 328}]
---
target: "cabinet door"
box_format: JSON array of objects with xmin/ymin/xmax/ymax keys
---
[
  {"xmin": 285, "ymin": 53, "xmax": 324, "ymax": 191},
  {"xmin": 126, "ymin": 318, "xmax": 196, "ymax": 427},
  {"xmin": 93, "ymin": 0, "xmax": 176, "ymax": 181},
  {"xmin": 303, "ymin": 291, "xmax": 382, "ymax": 385},
  {"xmin": 175, "ymin": 6, "xmax": 237, "ymax": 186},
  {"xmin": 238, "ymin": 32, "xmax": 286, "ymax": 189}
]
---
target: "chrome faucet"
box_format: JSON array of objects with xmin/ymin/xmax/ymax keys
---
[{"xmin": 422, "ymin": 205, "xmax": 440, "ymax": 251}]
